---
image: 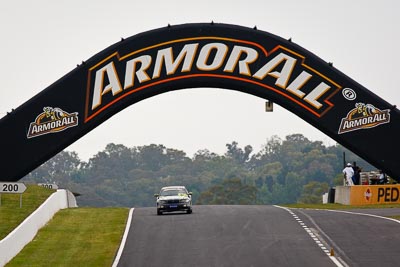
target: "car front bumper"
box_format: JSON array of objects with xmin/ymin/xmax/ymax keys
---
[{"xmin": 157, "ymin": 202, "xmax": 191, "ymax": 212}]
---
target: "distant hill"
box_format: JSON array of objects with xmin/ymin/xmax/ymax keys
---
[{"xmin": 22, "ymin": 134, "xmax": 375, "ymax": 207}]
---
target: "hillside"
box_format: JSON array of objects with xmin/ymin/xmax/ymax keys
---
[{"xmin": 21, "ymin": 134, "xmax": 375, "ymax": 207}]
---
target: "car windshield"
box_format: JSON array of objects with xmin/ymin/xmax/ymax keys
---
[{"xmin": 160, "ymin": 189, "xmax": 187, "ymax": 197}]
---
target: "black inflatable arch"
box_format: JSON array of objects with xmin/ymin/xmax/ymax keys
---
[{"xmin": 1, "ymin": 23, "xmax": 399, "ymax": 181}]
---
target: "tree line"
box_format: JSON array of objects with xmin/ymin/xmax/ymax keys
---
[{"xmin": 21, "ymin": 134, "xmax": 374, "ymax": 207}]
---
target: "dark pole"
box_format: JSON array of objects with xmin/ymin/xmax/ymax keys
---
[{"xmin": 343, "ymin": 151, "xmax": 346, "ymax": 168}]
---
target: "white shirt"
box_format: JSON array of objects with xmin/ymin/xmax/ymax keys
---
[{"xmin": 343, "ymin": 166, "xmax": 354, "ymax": 178}]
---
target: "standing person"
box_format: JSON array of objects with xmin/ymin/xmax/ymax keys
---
[
  {"xmin": 352, "ymin": 162, "xmax": 361, "ymax": 185},
  {"xmin": 343, "ymin": 163, "xmax": 354, "ymax": 186},
  {"xmin": 378, "ymin": 170, "xmax": 387, "ymax": 184}
]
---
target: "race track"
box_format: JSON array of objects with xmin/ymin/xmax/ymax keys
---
[
  {"xmin": 116, "ymin": 205, "xmax": 337, "ymax": 267},
  {"xmin": 294, "ymin": 208, "xmax": 400, "ymax": 266},
  {"xmin": 115, "ymin": 205, "xmax": 400, "ymax": 267}
]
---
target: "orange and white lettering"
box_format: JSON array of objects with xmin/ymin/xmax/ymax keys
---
[
  {"xmin": 152, "ymin": 43, "xmax": 198, "ymax": 79},
  {"xmin": 196, "ymin": 43, "xmax": 228, "ymax": 71},
  {"xmin": 92, "ymin": 62, "xmax": 123, "ymax": 110},
  {"xmin": 304, "ymin": 82, "xmax": 331, "ymax": 109},
  {"xmin": 124, "ymin": 55, "xmax": 152, "ymax": 89},
  {"xmin": 224, "ymin": 45, "xmax": 258, "ymax": 76},
  {"xmin": 253, "ymin": 52, "xmax": 296, "ymax": 88}
]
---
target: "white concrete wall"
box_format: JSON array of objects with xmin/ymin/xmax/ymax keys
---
[
  {"xmin": 322, "ymin": 192, "xmax": 328, "ymax": 204},
  {"xmin": 0, "ymin": 189, "xmax": 77, "ymax": 267},
  {"xmin": 335, "ymin": 186, "xmax": 351, "ymax": 205}
]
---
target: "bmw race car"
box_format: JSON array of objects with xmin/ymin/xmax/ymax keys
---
[{"xmin": 154, "ymin": 186, "xmax": 192, "ymax": 215}]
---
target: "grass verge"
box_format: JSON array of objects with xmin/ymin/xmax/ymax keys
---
[
  {"xmin": 0, "ymin": 185, "xmax": 55, "ymax": 240},
  {"xmin": 6, "ymin": 207, "xmax": 129, "ymax": 267}
]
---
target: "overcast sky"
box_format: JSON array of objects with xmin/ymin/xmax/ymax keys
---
[{"xmin": 1, "ymin": 0, "xmax": 399, "ymax": 161}]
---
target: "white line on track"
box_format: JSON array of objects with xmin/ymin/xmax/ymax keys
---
[
  {"xmin": 323, "ymin": 209, "xmax": 400, "ymax": 224},
  {"xmin": 112, "ymin": 208, "xmax": 135, "ymax": 267},
  {"xmin": 274, "ymin": 205, "xmax": 344, "ymax": 267}
]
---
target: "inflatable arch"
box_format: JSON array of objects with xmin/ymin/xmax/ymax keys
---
[{"xmin": 1, "ymin": 23, "xmax": 399, "ymax": 181}]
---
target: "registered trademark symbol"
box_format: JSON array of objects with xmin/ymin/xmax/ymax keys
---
[{"xmin": 342, "ymin": 88, "xmax": 356, "ymax": 100}]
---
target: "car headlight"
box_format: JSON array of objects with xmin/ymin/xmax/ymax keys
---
[
  {"xmin": 180, "ymin": 198, "xmax": 190, "ymax": 203},
  {"xmin": 158, "ymin": 200, "xmax": 167, "ymax": 204}
]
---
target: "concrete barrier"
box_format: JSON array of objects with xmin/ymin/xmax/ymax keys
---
[
  {"xmin": 335, "ymin": 186, "xmax": 351, "ymax": 205},
  {"xmin": 335, "ymin": 185, "xmax": 400, "ymax": 205},
  {"xmin": 322, "ymin": 192, "xmax": 328, "ymax": 204},
  {"xmin": 0, "ymin": 189, "xmax": 77, "ymax": 266}
]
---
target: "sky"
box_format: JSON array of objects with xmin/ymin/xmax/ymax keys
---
[{"xmin": 1, "ymin": 0, "xmax": 399, "ymax": 161}]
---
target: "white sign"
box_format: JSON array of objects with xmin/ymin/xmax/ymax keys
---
[
  {"xmin": 38, "ymin": 183, "xmax": 59, "ymax": 190},
  {"xmin": 0, "ymin": 182, "xmax": 27, "ymax": 193}
]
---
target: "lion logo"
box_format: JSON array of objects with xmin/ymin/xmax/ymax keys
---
[
  {"xmin": 338, "ymin": 103, "xmax": 390, "ymax": 134},
  {"xmin": 27, "ymin": 107, "xmax": 78, "ymax": 138}
]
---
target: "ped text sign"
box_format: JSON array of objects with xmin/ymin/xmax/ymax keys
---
[
  {"xmin": 349, "ymin": 185, "xmax": 400, "ymax": 205},
  {"xmin": 38, "ymin": 183, "xmax": 59, "ymax": 190},
  {"xmin": 0, "ymin": 182, "xmax": 27, "ymax": 193}
]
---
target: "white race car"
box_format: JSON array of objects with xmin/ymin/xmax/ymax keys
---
[{"xmin": 154, "ymin": 186, "xmax": 192, "ymax": 215}]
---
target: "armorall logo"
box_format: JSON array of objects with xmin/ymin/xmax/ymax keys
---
[
  {"xmin": 84, "ymin": 37, "xmax": 342, "ymax": 122},
  {"xmin": 27, "ymin": 107, "xmax": 78, "ymax": 138},
  {"xmin": 338, "ymin": 103, "xmax": 390, "ymax": 134}
]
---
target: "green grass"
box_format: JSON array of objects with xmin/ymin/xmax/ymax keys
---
[
  {"xmin": 0, "ymin": 185, "xmax": 55, "ymax": 240},
  {"xmin": 6, "ymin": 207, "xmax": 129, "ymax": 267},
  {"xmin": 283, "ymin": 203, "xmax": 400, "ymax": 210}
]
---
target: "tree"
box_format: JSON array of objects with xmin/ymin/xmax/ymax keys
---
[
  {"xmin": 23, "ymin": 151, "xmax": 82, "ymax": 185},
  {"xmin": 197, "ymin": 178, "xmax": 257, "ymax": 205},
  {"xmin": 22, "ymin": 133, "xmax": 375, "ymax": 207},
  {"xmin": 251, "ymin": 135, "xmax": 282, "ymax": 167},
  {"xmin": 225, "ymin": 141, "xmax": 253, "ymax": 165},
  {"xmin": 298, "ymin": 181, "xmax": 329, "ymax": 204}
]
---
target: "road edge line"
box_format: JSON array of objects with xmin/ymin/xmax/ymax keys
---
[
  {"xmin": 274, "ymin": 205, "xmax": 344, "ymax": 267},
  {"xmin": 112, "ymin": 207, "xmax": 135, "ymax": 267},
  {"xmin": 324, "ymin": 209, "xmax": 400, "ymax": 223}
]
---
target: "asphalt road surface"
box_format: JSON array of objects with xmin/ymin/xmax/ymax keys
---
[
  {"xmin": 116, "ymin": 205, "xmax": 338, "ymax": 267},
  {"xmin": 294, "ymin": 208, "xmax": 400, "ymax": 267},
  {"xmin": 116, "ymin": 206, "xmax": 400, "ymax": 267}
]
